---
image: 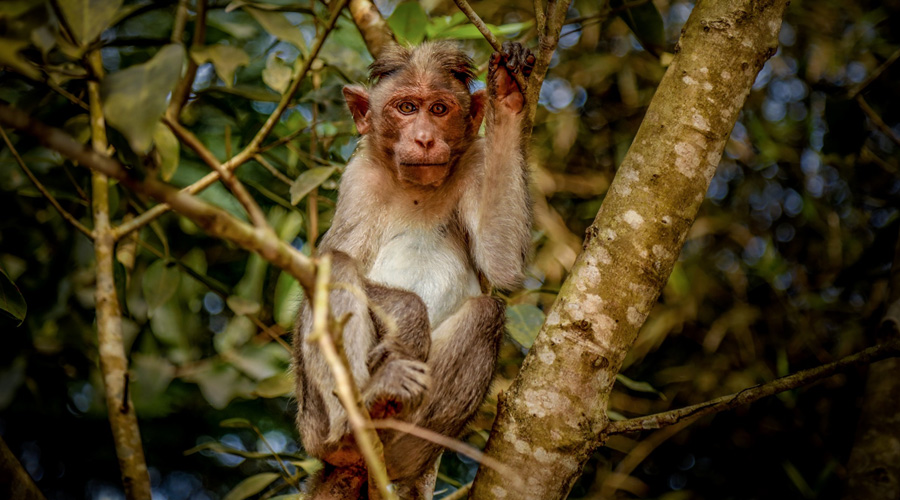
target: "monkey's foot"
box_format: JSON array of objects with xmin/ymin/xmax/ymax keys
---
[{"xmin": 364, "ymin": 359, "xmax": 431, "ymax": 419}]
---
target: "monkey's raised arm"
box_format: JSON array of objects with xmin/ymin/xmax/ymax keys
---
[{"xmin": 461, "ymin": 42, "xmax": 535, "ymax": 290}]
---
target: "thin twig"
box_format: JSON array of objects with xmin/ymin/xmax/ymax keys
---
[
  {"xmin": 564, "ymin": 0, "xmax": 649, "ymax": 25},
  {"xmin": 307, "ymin": 60, "xmax": 322, "ymax": 255},
  {"xmin": 371, "ymin": 419, "xmax": 523, "ymax": 488},
  {"xmin": 167, "ymin": 0, "xmax": 207, "ymax": 119},
  {"xmin": 848, "ymin": 47, "xmax": 900, "ymax": 99},
  {"xmin": 254, "ymin": 154, "xmax": 294, "ymax": 185},
  {"xmin": 856, "ymin": 94, "xmax": 900, "ymax": 148},
  {"xmin": 232, "ymin": 0, "xmax": 350, "ymax": 166},
  {"xmin": 605, "ymin": 340, "xmax": 900, "ymax": 436},
  {"xmin": 116, "ymin": 0, "xmax": 347, "ymax": 239},
  {"xmin": 0, "ymin": 126, "xmax": 93, "ymax": 238},
  {"xmin": 310, "ymin": 254, "xmax": 397, "ymax": 500},
  {"xmin": 451, "ymin": 0, "xmax": 527, "ymax": 90},
  {"xmin": 0, "ymin": 102, "xmax": 318, "ymax": 291}
]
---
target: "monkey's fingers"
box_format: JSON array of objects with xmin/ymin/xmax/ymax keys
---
[
  {"xmin": 523, "ymin": 53, "xmax": 536, "ymax": 77},
  {"xmin": 502, "ymin": 41, "xmax": 521, "ymax": 75}
]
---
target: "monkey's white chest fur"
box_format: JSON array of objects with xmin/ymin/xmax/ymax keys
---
[{"xmin": 368, "ymin": 227, "xmax": 481, "ymax": 330}]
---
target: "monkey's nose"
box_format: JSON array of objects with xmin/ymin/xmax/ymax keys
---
[{"xmin": 415, "ymin": 134, "xmax": 435, "ymax": 150}]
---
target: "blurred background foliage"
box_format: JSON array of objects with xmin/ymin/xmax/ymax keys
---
[{"xmin": 0, "ymin": 0, "xmax": 898, "ymax": 498}]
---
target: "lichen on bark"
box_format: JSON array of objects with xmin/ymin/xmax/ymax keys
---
[{"xmin": 471, "ymin": 2, "xmax": 790, "ymax": 499}]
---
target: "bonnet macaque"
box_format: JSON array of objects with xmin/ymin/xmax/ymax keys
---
[{"xmin": 294, "ymin": 40, "xmax": 534, "ymax": 498}]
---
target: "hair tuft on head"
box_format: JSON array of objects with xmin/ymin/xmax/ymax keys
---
[{"xmin": 368, "ymin": 41, "xmax": 476, "ymax": 88}]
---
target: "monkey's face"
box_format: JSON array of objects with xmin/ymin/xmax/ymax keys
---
[
  {"xmin": 381, "ymin": 84, "xmax": 467, "ymax": 186},
  {"xmin": 343, "ymin": 78, "xmax": 485, "ymax": 188}
]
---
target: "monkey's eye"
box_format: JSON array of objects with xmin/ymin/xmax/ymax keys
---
[
  {"xmin": 397, "ymin": 102, "xmax": 417, "ymax": 114},
  {"xmin": 430, "ymin": 103, "xmax": 448, "ymax": 116}
]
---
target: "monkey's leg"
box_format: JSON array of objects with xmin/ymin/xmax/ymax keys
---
[
  {"xmin": 361, "ymin": 282, "xmax": 432, "ymax": 420},
  {"xmin": 383, "ymin": 295, "xmax": 506, "ymax": 486},
  {"xmin": 294, "ymin": 250, "xmax": 381, "ymax": 460}
]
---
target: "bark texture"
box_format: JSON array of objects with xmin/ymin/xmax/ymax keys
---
[
  {"xmin": 842, "ymin": 232, "xmax": 900, "ymax": 500},
  {"xmin": 349, "ymin": 0, "xmax": 395, "ymax": 59},
  {"xmin": 470, "ymin": 1, "xmax": 789, "ymax": 498},
  {"xmin": 0, "ymin": 436, "xmax": 45, "ymax": 500},
  {"xmin": 88, "ymin": 52, "xmax": 151, "ymax": 499}
]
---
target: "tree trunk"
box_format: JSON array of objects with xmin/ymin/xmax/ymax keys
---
[
  {"xmin": 842, "ymin": 229, "xmax": 900, "ymax": 500},
  {"xmin": 471, "ymin": 1, "xmax": 789, "ymax": 498}
]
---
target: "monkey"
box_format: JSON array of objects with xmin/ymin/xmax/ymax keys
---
[{"xmin": 293, "ymin": 40, "xmax": 535, "ymax": 499}]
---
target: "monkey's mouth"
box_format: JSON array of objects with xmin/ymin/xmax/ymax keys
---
[{"xmin": 400, "ymin": 162, "xmax": 449, "ymax": 167}]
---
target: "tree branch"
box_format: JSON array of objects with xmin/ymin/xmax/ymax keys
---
[
  {"xmin": 310, "ymin": 254, "xmax": 396, "ymax": 500},
  {"xmin": 856, "ymin": 94, "xmax": 900, "ymax": 148},
  {"xmin": 605, "ymin": 340, "xmax": 900, "ymax": 436},
  {"xmin": 86, "ymin": 51, "xmax": 152, "ymax": 500},
  {"xmin": 348, "ymin": 0, "xmax": 396, "ymax": 59},
  {"xmin": 370, "ymin": 419, "xmax": 522, "ymax": 488},
  {"xmin": 0, "ymin": 436, "xmax": 46, "ymax": 500},
  {"xmin": 0, "ymin": 103, "xmax": 317, "ymax": 292},
  {"xmin": 451, "ymin": 0, "xmax": 527, "ymax": 91},
  {"xmin": 0, "ymin": 126, "xmax": 93, "ymax": 238},
  {"xmin": 167, "ymin": 0, "xmax": 207, "ymax": 120},
  {"xmin": 165, "ymin": 117, "xmax": 270, "ymax": 228},
  {"xmin": 118, "ymin": 0, "xmax": 348, "ymax": 239}
]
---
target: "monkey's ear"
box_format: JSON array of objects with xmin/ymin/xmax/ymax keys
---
[
  {"xmin": 468, "ymin": 89, "xmax": 487, "ymax": 133},
  {"xmin": 343, "ymin": 85, "xmax": 372, "ymax": 135}
]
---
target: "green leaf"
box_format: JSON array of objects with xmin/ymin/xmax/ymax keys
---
[
  {"xmin": 425, "ymin": 12, "xmax": 468, "ymax": 39},
  {"xmin": 262, "ymin": 52, "xmax": 292, "ymax": 93},
  {"xmin": 615, "ymin": 374, "xmax": 666, "ymax": 399},
  {"xmin": 222, "ymin": 473, "xmax": 280, "ymax": 500},
  {"xmin": 244, "ymin": 6, "xmax": 308, "ymax": 53},
  {"xmin": 612, "ymin": 0, "xmax": 666, "ymax": 56},
  {"xmin": 0, "ymin": 38, "xmax": 40, "ymax": 80},
  {"xmin": 505, "ymin": 304, "xmax": 544, "ymax": 349},
  {"xmin": 0, "ymin": 267, "xmax": 26, "ymax": 325},
  {"xmin": 290, "ymin": 166, "xmax": 336, "ymax": 205},
  {"xmin": 273, "ymin": 270, "xmax": 302, "ymax": 328},
  {"xmin": 388, "ymin": 2, "xmax": 428, "ymax": 45},
  {"xmin": 434, "ymin": 20, "xmax": 534, "ymax": 40},
  {"xmin": 226, "ymin": 295, "xmax": 261, "ymax": 316},
  {"xmin": 58, "ymin": 0, "xmax": 123, "ymax": 45},
  {"xmin": 142, "ymin": 259, "xmax": 181, "ymax": 316},
  {"xmin": 191, "ymin": 44, "xmax": 250, "ymax": 88},
  {"xmin": 220, "ymin": 417, "xmax": 254, "ymax": 428},
  {"xmin": 254, "ymin": 372, "xmax": 293, "ymax": 398},
  {"xmin": 102, "ymin": 44, "xmax": 185, "ymax": 153},
  {"xmin": 153, "ymin": 123, "xmax": 180, "ymax": 181}
]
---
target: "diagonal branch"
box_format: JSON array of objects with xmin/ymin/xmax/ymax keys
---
[
  {"xmin": 0, "ymin": 126, "xmax": 93, "ymax": 238},
  {"xmin": 605, "ymin": 340, "xmax": 900, "ymax": 436},
  {"xmin": 856, "ymin": 94, "xmax": 900, "ymax": 148},
  {"xmin": 165, "ymin": 118, "xmax": 269, "ymax": 228},
  {"xmin": 348, "ymin": 0, "xmax": 396, "ymax": 59},
  {"xmin": 451, "ymin": 0, "xmax": 527, "ymax": 91},
  {"xmin": 0, "ymin": 103, "xmax": 317, "ymax": 291},
  {"xmin": 310, "ymin": 254, "xmax": 396, "ymax": 500},
  {"xmin": 116, "ymin": 0, "xmax": 349, "ymax": 239}
]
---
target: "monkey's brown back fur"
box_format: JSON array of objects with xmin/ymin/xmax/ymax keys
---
[{"xmin": 294, "ymin": 40, "xmax": 534, "ymax": 498}]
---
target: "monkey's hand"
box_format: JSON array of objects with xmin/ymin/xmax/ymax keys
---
[
  {"xmin": 363, "ymin": 359, "xmax": 431, "ymax": 419},
  {"xmin": 488, "ymin": 41, "xmax": 535, "ymax": 114}
]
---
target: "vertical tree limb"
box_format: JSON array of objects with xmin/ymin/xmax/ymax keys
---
[
  {"xmin": 842, "ymin": 226, "xmax": 900, "ymax": 500},
  {"xmin": 310, "ymin": 254, "xmax": 396, "ymax": 500},
  {"xmin": 471, "ymin": 2, "xmax": 789, "ymax": 498},
  {"xmin": 348, "ymin": 0, "xmax": 395, "ymax": 59},
  {"xmin": 87, "ymin": 51, "xmax": 152, "ymax": 500},
  {"xmin": 167, "ymin": 0, "xmax": 207, "ymax": 120}
]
